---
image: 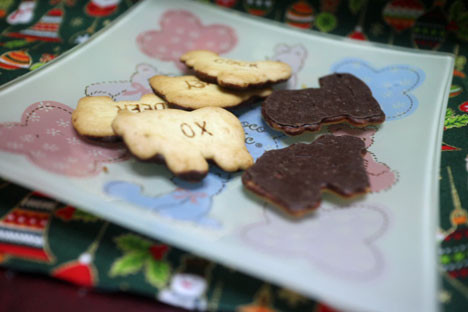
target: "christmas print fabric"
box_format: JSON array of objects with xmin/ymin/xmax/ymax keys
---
[{"xmin": 0, "ymin": 0, "xmax": 468, "ymax": 311}]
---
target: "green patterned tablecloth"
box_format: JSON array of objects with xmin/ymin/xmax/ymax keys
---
[{"xmin": 0, "ymin": 0, "xmax": 467, "ymax": 311}]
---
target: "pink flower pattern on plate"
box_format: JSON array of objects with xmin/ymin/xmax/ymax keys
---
[
  {"xmin": 0, "ymin": 101, "xmax": 129, "ymax": 177},
  {"xmin": 137, "ymin": 10, "xmax": 237, "ymax": 70}
]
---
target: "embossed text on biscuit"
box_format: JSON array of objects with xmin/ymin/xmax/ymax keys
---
[{"xmin": 112, "ymin": 107, "xmax": 253, "ymax": 181}]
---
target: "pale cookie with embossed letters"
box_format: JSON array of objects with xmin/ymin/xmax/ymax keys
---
[
  {"xmin": 112, "ymin": 107, "xmax": 254, "ymax": 181},
  {"xmin": 180, "ymin": 50, "xmax": 292, "ymax": 90},
  {"xmin": 72, "ymin": 94, "xmax": 168, "ymax": 141},
  {"xmin": 150, "ymin": 75, "xmax": 271, "ymax": 110}
]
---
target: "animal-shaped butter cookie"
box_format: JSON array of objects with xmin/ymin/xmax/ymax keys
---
[
  {"xmin": 112, "ymin": 107, "xmax": 254, "ymax": 181},
  {"xmin": 72, "ymin": 94, "xmax": 167, "ymax": 140},
  {"xmin": 150, "ymin": 75, "xmax": 271, "ymax": 110},
  {"xmin": 180, "ymin": 50, "xmax": 291, "ymax": 90}
]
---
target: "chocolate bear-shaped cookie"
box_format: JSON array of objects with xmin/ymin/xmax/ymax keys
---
[
  {"xmin": 262, "ymin": 73, "xmax": 385, "ymax": 135},
  {"xmin": 242, "ymin": 135, "xmax": 370, "ymax": 217}
]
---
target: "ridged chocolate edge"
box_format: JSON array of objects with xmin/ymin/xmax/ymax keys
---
[{"xmin": 261, "ymin": 105, "xmax": 385, "ymax": 136}]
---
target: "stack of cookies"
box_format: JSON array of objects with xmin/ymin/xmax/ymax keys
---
[{"xmin": 72, "ymin": 49, "xmax": 386, "ymax": 217}]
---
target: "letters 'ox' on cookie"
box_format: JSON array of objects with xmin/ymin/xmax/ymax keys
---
[
  {"xmin": 111, "ymin": 107, "xmax": 254, "ymax": 181},
  {"xmin": 332, "ymin": 59, "xmax": 425, "ymax": 121}
]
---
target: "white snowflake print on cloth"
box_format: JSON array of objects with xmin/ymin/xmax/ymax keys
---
[
  {"xmin": 42, "ymin": 143, "xmax": 59, "ymax": 152},
  {"xmin": 37, "ymin": 102, "xmax": 54, "ymax": 112},
  {"xmin": 20, "ymin": 134, "xmax": 34, "ymax": 143},
  {"xmin": 29, "ymin": 112, "xmax": 40, "ymax": 122},
  {"xmin": 66, "ymin": 137, "xmax": 80, "ymax": 145},
  {"xmin": 7, "ymin": 142, "xmax": 23, "ymax": 150},
  {"xmin": 56, "ymin": 119, "xmax": 70, "ymax": 127},
  {"xmin": 46, "ymin": 128, "xmax": 61, "ymax": 136}
]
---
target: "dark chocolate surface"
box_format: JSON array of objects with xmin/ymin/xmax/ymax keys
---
[
  {"xmin": 242, "ymin": 135, "xmax": 369, "ymax": 216},
  {"xmin": 262, "ymin": 73, "xmax": 385, "ymax": 135}
]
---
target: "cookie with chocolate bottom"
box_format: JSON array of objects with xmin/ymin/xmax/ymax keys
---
[
  {"xmin": 149, "ymin": 75, "xmax": 271, "ymax": 110},
  {"xmin": 180, "ymin": 50, "xmax": 291, "ymax": 90},
  {"xmin": 262, "ymin": 73, "xmax": 385, "ymax": 135}
]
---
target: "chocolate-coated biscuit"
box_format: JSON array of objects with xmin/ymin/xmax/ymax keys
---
[
  {"xmin": 262, "ymin": 73, "xmax": 385, "ymax": 135},
  {"xmin": 242, "ymin": 135, "xmax": 370, "ymax": 217}
]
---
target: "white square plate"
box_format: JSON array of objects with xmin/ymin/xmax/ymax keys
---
[{"xmin": 0, "ymin": 1, "xmax": 453, "ymax": 311}]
